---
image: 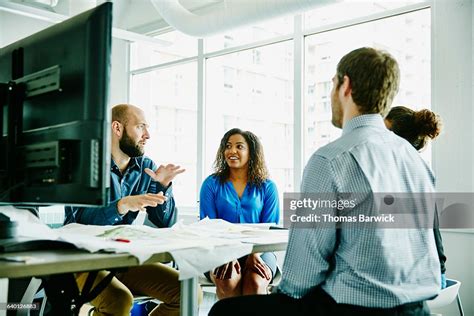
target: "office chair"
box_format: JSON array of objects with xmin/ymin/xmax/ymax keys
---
[{"xmin": 427, "ymin": 279, "xmax": 464, "ymax": 316}]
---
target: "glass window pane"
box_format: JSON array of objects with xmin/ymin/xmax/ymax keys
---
[
  {"xmin": 305, "ymin": 0, "xmax": 425, "ymax": 30},
  {"xmin": 205, "ymin": 41, "xmax": 294, "ymax": 207},
  {"xmin": 304, "ymin": 9, "xmax": 431, "ymax": 163},
  {"xmin": 130, "ymin": 63, "xmax": 198, "ymax": 207},
  {"xmin": 205, "ymin": 16, "xmax": 293, "ymax": 53},
  {"xmin": 130, "ymin": 31, "xmax": 197, "ymax": 70}
]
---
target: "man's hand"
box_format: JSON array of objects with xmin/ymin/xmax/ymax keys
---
[
  {"xmin": 144, "ymin": 164, "xmax": 185, "ymax": 187},
  {"xmin": 117, "ymin": 193, "xmax": 167, "ymax": 215},
  {"xmin": 245, "ymin": 253, "xmax": 271, "ymax": 280},
  {"xmin": 213, "ymin": 260, "xmax": 241, "ymax": 280}
]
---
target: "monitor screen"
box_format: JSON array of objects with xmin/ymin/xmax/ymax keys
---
[{"xmin": 0, "ymin": 3, "xmax": 112, "ymax": 206}]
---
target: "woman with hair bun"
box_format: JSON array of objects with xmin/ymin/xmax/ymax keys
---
[
  {"xmin": 385, "ymin": 106, "xmax": 442, "ymax": 151},
  {"xmin": 200, "ymin": 128, "xmax": 279, "ymax": 299},
  {"xmin": 385, "ymin": 106, "xmax": 446, "ymax": 289}
]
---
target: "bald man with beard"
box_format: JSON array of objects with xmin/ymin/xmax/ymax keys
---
[{"xmin": 65, "ymin": 104, "xmax": 200, "ymax": 316}]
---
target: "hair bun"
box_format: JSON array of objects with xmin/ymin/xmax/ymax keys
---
[{"xmin": 414, "ymin": 109, "xmax": 442, "ymax": 140}]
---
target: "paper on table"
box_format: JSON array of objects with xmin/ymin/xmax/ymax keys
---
[
  {"xmin": 55, "ymin": 220, "xmax": 285, "ymax": 278},
  {"xmin": 0, "ymin": 206, "xmax": 59, "ymax": 240},
  {"xmin": 57, "ymin": 224, "xmax": 213, "ymax": 263},
  {"xmin": 240, "ymin": 229, "xmax": 289, "ymax": 244},
  {"xmin": 179, "ymin": 218, "xmax": 273, "ymax": 238},
  {"xmin": 56, "ymin": 222, "xmax": 254, "ymax": 264},
  {"xmin": 0, "ymin": 206, "xmax": 41, "ymax": 223},
  {"xmin": 168, "ymin": 220, "xmax": 286, "ymax": 279}
]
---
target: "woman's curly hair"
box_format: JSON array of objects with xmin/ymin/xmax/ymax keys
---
[{"xmin": 213, "ymin": 128, "xmax": 269, "ymax": 186}]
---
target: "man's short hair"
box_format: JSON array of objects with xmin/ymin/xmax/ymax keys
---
[
  {"xmin": 336, "ymin": 47, "xmax": 400, "ymax": 116},
  {"xmin": 112, "ymin": 104, "xmax": 131, "ymax": 125}
]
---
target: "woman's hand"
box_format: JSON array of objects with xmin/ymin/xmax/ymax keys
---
[
  {"xmin": 213, "ymin": 260, "xmax": 241, "ymax": 280},
  {"xmin": 245, "ymin": 253, "xmax": 271, "ymax": 280}
]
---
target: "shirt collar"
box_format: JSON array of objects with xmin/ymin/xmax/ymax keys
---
[
  {"xmin": 128, "ymin": 157, "xmax": 142, "ymax": 171},
  {"xmin": 110, "ymin": 157, "xmax": 142, "ymax": 172},
  {"xmin": 342, "ymin": 114, "xmax": 386, "ymax": 136}
]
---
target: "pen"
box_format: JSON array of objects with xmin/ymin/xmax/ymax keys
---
[{"xmin": 112, "ymin": 238, "xmax": 131, "ymax": 243}]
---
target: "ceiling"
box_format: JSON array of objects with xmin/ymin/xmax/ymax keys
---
[
  {"xmin": 1, "ymin": 0, "xmax": 341, "ymax": 40},
  {"xmin": 2, "ymin": 0, "xmax": 225, "ymax": 34}
]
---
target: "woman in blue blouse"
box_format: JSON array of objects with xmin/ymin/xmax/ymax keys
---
[{"xmin": 200, "ymin": 128, "xmax": 280, "ymax": 299}]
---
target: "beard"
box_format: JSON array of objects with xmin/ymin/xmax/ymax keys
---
[
  {"xmin": 331, "ymin": 89, "xmax": 343, "ymax": 129},
  {"xmin": 119, "ymin": 129, "xmax": 144, "ymax": 157}
]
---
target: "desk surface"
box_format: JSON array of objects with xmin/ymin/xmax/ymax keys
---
[{"xmin": 0, "ymin": 242, "xmax": 288, "ymax": 279}]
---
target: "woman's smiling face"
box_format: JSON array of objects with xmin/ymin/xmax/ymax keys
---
[{"xmin": 224, "ymin": 133, "xmax": 249, "ymax": 170}]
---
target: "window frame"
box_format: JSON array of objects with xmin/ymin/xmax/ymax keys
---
[{"xmin": 128, "ymin": 1, "xmax": 432, "ymax": 215}]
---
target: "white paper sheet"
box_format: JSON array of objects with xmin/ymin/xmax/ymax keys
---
[
  {"xmin": 0, "ymin": 206, "xmax": 59, "ymax": 240},
  {"xmin": 53, "ymin": 219, "xmax": 287, "ymax": 279}
]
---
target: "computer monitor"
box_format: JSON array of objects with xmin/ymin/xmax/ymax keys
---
[{"xmin": 0, "ymin": 2, "xmax": 112, "ymax": 207}]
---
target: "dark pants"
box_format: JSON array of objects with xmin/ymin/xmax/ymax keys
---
[{"xmin": 209, "ymin": 287, "xmax": 430, "ymax": 316}]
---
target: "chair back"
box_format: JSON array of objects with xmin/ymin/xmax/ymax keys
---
[{"xmin": 427, "ymin": 279, "xmax": 461, "ymax": 309}]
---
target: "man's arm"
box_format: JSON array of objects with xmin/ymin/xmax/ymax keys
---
[
  {"xmin": 279, "ymin": 153, "xmax": 339, "ymax": 298},
  {"xmin": 146, "ymin": 181, "xmax": 176, "ymax": 228},
  {"xmin": 64, "ymin": 201, "xmax": 122, "ymax": 225},
  {"xmin": 64, "ymin": 194, "xmax": 168, "ymax": 226}
]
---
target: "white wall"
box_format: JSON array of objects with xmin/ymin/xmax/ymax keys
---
[
  {"xmin": 0, "ymin": 12, "xmax": 51, "ymax": 47},
  {"xmin": 432, "ymin": 0, "xmax": 473, "ymax": 192},
  {"xmin": 109, "ymin": 38, "xmax": 129, "ymax": 106},
  {"xmin": 431, "ymin": 0, "xmax": 473, "ymax": 315}
]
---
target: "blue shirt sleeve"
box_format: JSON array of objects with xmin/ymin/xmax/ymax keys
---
[
  {"xmin": 64, "ymin": 201, "xmax": 122, "ymax": 225},
  {"xmin": 64, "ymin": 157, "xmax": 177, "ymax": 227},
  {"xmin": 146, "ymin": 180, "xmax": 176, "ymax": 228},
  {"xmin": 200, "ymin": 176, "xmax": 217, "ymax": 219},
  {"xmin": 260, "ymin": 180, "xmax": 280, "ymax": 224}
]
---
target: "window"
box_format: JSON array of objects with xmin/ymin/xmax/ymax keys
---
[
  {"xmin": 304, "ymin": 0, "xmax": 426, "ymax": 30},
  {"xmin": 205, "ymin": 15, "xmax": 293, "ymax": 52},
  {"xmin": 205, "ymin": 41, "xmax": 295, "ymax": 202},
  {"xmin": 130, "ymin": 31, "xmax": 197, "ymax": 71},
  {"xmin": 128, "ymin": 4, "xmax": 432, "ymax": 218},
  {"xmin": 304, "ymin": 9, "xmax": 431, "ymax": 163},
  {"xmin": 130, "ymin": 63, "xmax": 198, "ymax": 208}
]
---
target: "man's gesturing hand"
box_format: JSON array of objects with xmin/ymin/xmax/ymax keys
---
[
  {"xmin": 144, "ymin": 164, "xmax": 185, "ymax": 187},
  {"xmin": 117, "ymin": 193, "xmax": 167, "ymax": 215}
]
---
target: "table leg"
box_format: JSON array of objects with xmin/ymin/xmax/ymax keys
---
[
  {"xmin": 180, "ymin": 277, "xmax": 198, "ymax": 316},
  {"xmin": 0, "ymin": 278, "xmax": 9, "ymax": 316}
]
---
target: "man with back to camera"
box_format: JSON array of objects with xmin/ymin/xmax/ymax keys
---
[
  {"xmin": 64, "ymin": 104, "xmax": 192, "ymax": 316},
  {"xmin": 209, "ymin": 47, "xmax": 440, "ymax": 316}
]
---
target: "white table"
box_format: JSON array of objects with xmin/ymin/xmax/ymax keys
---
[{"xmin": 0, "ymin": 241, "xmax": 288, "ymax": 316}]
